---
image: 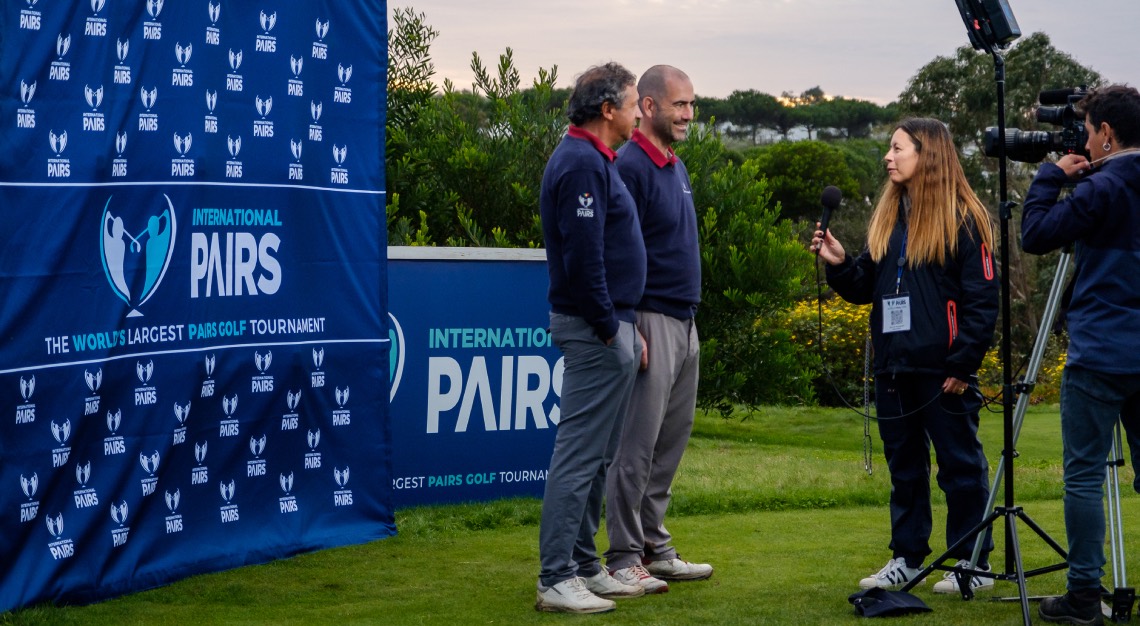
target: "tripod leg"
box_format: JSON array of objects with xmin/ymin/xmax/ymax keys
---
[
  {"xmin": 1005, "ymin": 514, "xmax": 1032, "ymax": 626},
  {"xmin": 1107, "ymin": 419, "xmax": 1134, "ymax": 622}
]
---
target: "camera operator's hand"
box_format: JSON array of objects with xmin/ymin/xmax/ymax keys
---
[
  {"xmin": 1055, "ymin": 153, "xmax": 1091, "ymax": 179},
  {"xmin": 811, "ymin": 222, "xmax": 846, "ymax": 266}
]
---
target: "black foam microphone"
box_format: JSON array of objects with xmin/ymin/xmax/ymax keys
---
[{"xmin": 818, "ymin": 185, "xmax": 842, "ymax": 235}]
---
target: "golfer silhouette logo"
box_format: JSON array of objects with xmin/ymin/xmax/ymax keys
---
[
  {"xmin": 100, "ymin": 194, "xmax": 176, "ymax": 317},
  {"xmin": 388, "ymin": 312, "xmax": 405, "ymax": 402}
]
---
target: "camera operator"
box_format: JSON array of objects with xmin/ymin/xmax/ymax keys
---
[
  {"xmin": 1021, "ymin": 84, "xmax": 1140, "ymax": 626},
  {"xmin": 812, "ymin": 117, "xmax": 998, "ymax": 594}
]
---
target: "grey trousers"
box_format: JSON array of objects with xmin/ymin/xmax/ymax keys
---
[
  {"xmin": 605, "ymin": 311, "xmax": 699, "ymax": 569},
  {"xmin": 538, "ymin": 313, "xmax": 639, "ymax": 587}
]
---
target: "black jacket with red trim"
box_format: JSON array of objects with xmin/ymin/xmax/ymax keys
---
[{"xmin": 825, "ymin": 205, "xmax": 999, "ymax": 381}]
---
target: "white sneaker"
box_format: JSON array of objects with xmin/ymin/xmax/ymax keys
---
[
  {"xmin": 859, "ymin": 557, "xmax": 925, "ymax": 590},
  {"xmin": 644, "ymin": 557, "xmax": 714, "ymax": 581},
  {"xmin": 609, "ymin": 564, "xmax": 669, "ymax": 594},
  {"xmin": 932, "ymin": 559, "xmax": 994, "ymax": 594},
  {"xmin": 535, "ymin": 577, "xmax": 616, "ymax": 614},
  {"xmin": 583, "ymin": 569, "xmax": 645, "ymax": 598}
]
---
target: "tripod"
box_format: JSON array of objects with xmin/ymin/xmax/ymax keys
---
[{"xmin": 900, "ymin": 49, "xmax": 1068, "ymax": 626}]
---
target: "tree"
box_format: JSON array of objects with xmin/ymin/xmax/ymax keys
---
[
  {"xmin": 725, "ymin": 89, "xmax": 783, "ymax": 144},
  {"xmin": 745, "ymin": 140, "xmax": 862, "ymax": 228}
]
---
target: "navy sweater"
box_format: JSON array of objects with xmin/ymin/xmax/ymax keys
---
[
  {"xmin": 541, "ymin": 127, "xmax": 646, "ymax": 341},
  {"xmin": 617, "ymin": 130, "xmax": 701, "ymax": 320},
  {"xmin": 1022, "ymin": 154, "xmax": 1140, "ymax": 373}
]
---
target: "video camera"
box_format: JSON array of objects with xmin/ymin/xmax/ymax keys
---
[{"xmin": 982, "ymin": 87, "xmax": 1089, "ymax": 162}]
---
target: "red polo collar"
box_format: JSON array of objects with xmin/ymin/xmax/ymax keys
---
[
  {"xmin": 568, "ymin": 125, "xmax": 617, "ymax": 162},
  {"xmin": 631, "ymin": 128, "xmax": 677, "ymax": 168}
]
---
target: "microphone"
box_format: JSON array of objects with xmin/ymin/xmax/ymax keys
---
[{"xmin": 818, "ymin": 185, "xmax": 842, "ymax": 235}]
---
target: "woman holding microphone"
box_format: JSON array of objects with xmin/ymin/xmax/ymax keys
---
[{"xmin": 812, "ymin": 117, "xmax": 999, "ymax": 594}]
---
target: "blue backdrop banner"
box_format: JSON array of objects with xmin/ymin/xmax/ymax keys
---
[
  {"xmin": 388, "ymin": 250, "xmax": 560, "ymax": 507},
  {"xmin": 0, "ymin": 0, "xmax": 392, "ymax": 612}
]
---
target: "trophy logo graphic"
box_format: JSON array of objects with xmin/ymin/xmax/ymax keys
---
[
  {"xmin": 311, "ymin": 101, "xmax": 322, "ymax": 123},
  {"xmin": 208, "ymin": 2, "xmax": 220, "ymax": 24},
  {"xmin": 51, "ymin": 419, "xmax": 72, "ymax": 444},
  {"xmin": 48, "ymin": 130, "xmax": 67, "ymax": 156},
  {"xmin": 139, "ymin": 451, "xmax": 160, "ymax": 475},
  {"xmin": 147, "ymin": 0, "xmax": 164, "ymax": 20},
  {"xmin": 307, "ymin": 428, "xmax": 321, "ymax": 450},
  {"xmin": 175, "ymin": 42, "xmax": 192, "ymax": 67},
  {"xmin": 206, "ymin": 90, "xmax": 217, "ymax": 113},
  {"xmin": 333, "ymin": 145, "xmax": 347, "ymax": 165},
  {"xmin": 335, "ymin": 386, "xmax": 350, "ymax": 408},
  {"xmin": 76, "ymin": 461, "xmax": 91, "ymax": 486},
  {"xmin": 115, "ymin": 133, "xmax": 127, "ymax": 156},
  {"xmin": 229, "ymin": 49, "xmax": 243, "ymax": 71},
  {"xmin": 313, "ymin": 347, "xmax": 324, "ymax": 368},
  {"xmin": 106, "ymin": 409, "xmax": 121, "ymax": 434},
  {"xmin": 57, "ymin": 34, "xmax": 71, "ymax": 58},
  {"xmin": 249, "ymin": 435, "xmax": 266, "ymax": 458},
  {"xmin": 46, "ymin": 513, "xmax": 64, "ymax": 538},
  {"xmin": 280, "ymin": 472, "xmax": 294, "ymax": 494},
  {"xmin": 22, "ymin": 473, "xmax": 39, "ymax": 499},
  {"xmin": 290, "ymin": 55, "xmax": 303, "ymax": 78},
  {"xmin": 173, "ymin": 401, "xmax": 190, "ymax": 425},
  {"xmin": 219, "ymin": 479, "xmax": 235, "ymax": 502},
  {"xmin": 117, "ymin": 38, "xmax": 129, "ymax": 63},
  {"xmin": 315, "ymin": 19, "xmax": 329, "ymax": 41},
  {"xmin": 20, "ymin": 375, "xmax": 35, "ymax": 402},
  {"xmin": 334, "ymin": 467, "xmax": 350, "ymax": 488},
  {"xmin": 287, "ymin": 389, "xmax": 302, "ymax": 412},
  {"xmin": 91, "ymin": 0, "xmax": 105, "ymax": 15},
  {"xmin": 255, "ymin": 95, "xmax": 273, "ymax": 118},
  {"xmin": 259, "ymin": 10, "xmax": 276, "ymax": 33},
  {"xmin": 228, "ymin": 135, "xmax": 242, "ymax": 159},
  {"xmin": 84, "ymin": 85, "xmax": 103, "ymax": 110},
  {"xmin": 290, "ymin": 140, "xmax": 302, "ymax": 161},
  {"xmin": 140, "ymin": 86, "xmax": 157, "ymax": 110},
  {"xmin": 166, "ymin": 488, "xmax": 180, "ymax": 513},
  {"xmin": 255, "ymin": 351, "xmax": 272, "ymax": 373},
  {"xmin": 195, "ymin": 441, "xmax": 208, "ymax": 464},
  {"xmin": 389, "ymin": 312, "xmax": 406, "ymax": 401},
  {"xmin": 337, "ymin": 63, "xmax": 352, "ymax": 85},
  {"xmin": 111, "ymin": 501, "xmax": 128, "ymax": 525},
  {"xmin": 21, "ymin": 80, "xmax": 36, "ymax": 106},
  {"xmin": 101, "ymin": 194, "xmax": 177, "ymax": 317}
]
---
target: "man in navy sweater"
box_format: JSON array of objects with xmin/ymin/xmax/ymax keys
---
[
  {"xmin": 605, "ymin": 65, "xmax": 712, "ymax": 593},
  {"xmin": 535, "ymin": 62, "xmax": 648, "ymax": 614}
]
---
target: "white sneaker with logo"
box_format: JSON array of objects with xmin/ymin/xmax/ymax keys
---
[
  {"xmin": 609, "ymin": 563, "xmax": 669, "ymax": 594},
  {"xmin": 858, "ymin": 557, "xmax": 925, "ymax": 590},
  {"xmin": 645, "ymin": 557, "xmax": 714, "ymax": 581},
  {"xmin": 583, "ymin": 569, "xmax": 645, "ymax": 598},
  {"xmin": 932, "ymin": 559, "xmax": 994, "ymax": 594},
  {"xmin": 535, "ymin": 577, "xmax": 616, "ymax": 614}
]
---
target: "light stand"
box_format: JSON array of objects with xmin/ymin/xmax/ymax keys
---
[{"xmin": 900, "ymin": 3, "xmax": 1068, "ymax": 625}]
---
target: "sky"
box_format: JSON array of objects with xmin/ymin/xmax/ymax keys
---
[{"xmin": 387, "ymin": 0, "xmax": 1140, "ymax": 104}]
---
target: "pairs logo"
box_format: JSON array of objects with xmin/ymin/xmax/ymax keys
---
[
  {"xmin": 253, "ymin": 351, "xmax": 274, "ymax": 393},
  {"xmin": 104, "ymin": 409, "xmax": 126, "ymax": 456},
  {"xmin": 172, "ymin": 400, "xmax": 190, "ymax": 445},
  {"xmin": 254, "ymin": 96, "xmax": 274, "ymax": 137},
  {"xmin": 17, "ymin": 80, "xmax": 36, "ymax": 129},
  {"xmin": 311, "ymin": 347, "xmax": 326, "ymax": 388},
  {"xmin": 225, "ymin": 135, "xmax": 243, "ymax": 179},
  {"xmin": 282, "ymin": 389, "xmax": 301, "ymax": 430},
  {"xmin": 83, "ymin": 85, "xmax": 106, "ymax": 132},
  {"xmin": 16, "ymin": 375, "xmax": 36, "ymax": 424},
  {"xmin": 139, "ymin": 86, "xmax": 158, "ymax": 131},
  {"xmin": 20, "ymin": 472, "xmax": 40, "ymax": 522},
  {"xmin": 577, "ymin": 193, "xmax": 595, "ymax": 218},
  {"xmin": 46, "ymin": 513, "xmax": 75, "ymax": 559},
  {"xmin": 205, "ymin": 1, "xmax": 221, "ymax": 45},
  {"xmin": 219, "ymin": 479, "xmax": 239, "ymax": 522},
  {"xmin": 304, "ymin": 428, "xmax": 321, "ymax": 469},
  {"xmin": 144, "ymin": 0, "xmax": 164, "ymax": 40},
  {"xmin": 51, "ymin": 34, "xmax": 71, "ymax": 81},
  {"xmin": 85, "ymin": 0, "xmax": 107, "ymax": 37},
  {"xmin": 135, "ymin": 359, "xmax": 157, "ymax": 401},
  {"xmin": 204, "ymin": 90, "xmax": 218, "ymax": 134},
  {"xmin": 226, "ymin": 49, "xmax": 244, "ymax": 92},
  {"xmin": 139, "ymin": 450, "xmax": 160, "ymax": 496},
  {"xmin": 308, "ymin": 100, "xmax": 323, "ymax": 141},
  {"xmin": 101, "ymin": 195, "xmax": 176, "ymax": 317},
  {"xmin": 247, "ymin": 434, "xmax": 267, "ymax": 477},
  {"xmin": 47, "ymin": 130, "xmax": 70, "ymax": 178},
  {"xmin": 192, "ymin": 441, "xmax": 209, "ymax": 484},
  {"xmin": 110, "ymin": 501, "xmax": 130, "ymax": 547},
  {"xmin": 333, "ymin": 467, "xmax": 352, "ymax": 507},
  {"xmin": 173, "ymin": 43, "xmax": 193, "ymax": 87},
  {"xmin": 256, "ymin": 10, "xmax": 277, "ymax": 53},
  {"xmin": 220, "ymin": 394, "xmax": 239, "ymax": 437},
  {"xmin": 332, "ymin": 387, "xmax": 350, "ymax": 426},
  {"xmin": 19, "ymin": 0, "xmax": 42, "ymax": 31},
  {"xmin": 389, "ymin": 313, "xmax": 406, "ymax": 401},
  {"xmin": 289, "ymin": 140, "xmax": 304, "ymax": 180},
  {"xmin": 330, "ymin": 145, "xmax": 348, "ymax": 184},
  {"xmin": 288, "ymin": 55, "xmax": 304, "ymax": 97},
  {"xmin": 50, "ymin": 419, "xmax": 72, "ymax": 468},
  {"xmin": 172, "ymin": 132, "xmax": 195, "ymax": 177},
  {"xmin": 113, "ymin": 132, "xmax": 128, "ymax": 177},
  {"xmin": 115, "ymin": 38, "xmax": 132, "ymax": 84},
  {"xmin": 312, "ymin": 18, "xmax": 329, "ymax": 59},
  {"xmin": 84, "ymin": 369, "xmax": 103, "ymax": 415},
  {"xmin": 334, "ymin": 64, "xmax": 352, "ymax": 103},
  {"xmin": 164, "ymin": 488, "xmax": 183, "ymax": 533},
  {"xmin": 73, "ymin": 461, "xmax": 98, "ymax": 509},
  {"xmin": 278, "ymin": 472, "xmax": 298, "ymax": 514}
]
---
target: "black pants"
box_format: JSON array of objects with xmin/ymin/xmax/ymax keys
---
[{"xmin": 876, "ymin": 373, "xmax": 993, "ymax": 567}]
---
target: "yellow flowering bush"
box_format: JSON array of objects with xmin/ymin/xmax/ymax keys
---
[{"xmin": 782, "ymin": 296, "xmax": 1066, "ymax": 406}]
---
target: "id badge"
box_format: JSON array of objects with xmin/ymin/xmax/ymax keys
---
[{"xmin": 882, "ymin": 294, "xmax": 912, "ymax": 334}]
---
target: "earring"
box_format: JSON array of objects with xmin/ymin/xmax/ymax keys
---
[{"xmin": 1104, "ymin": 141, "xmax": 1112, "ymax": 152}]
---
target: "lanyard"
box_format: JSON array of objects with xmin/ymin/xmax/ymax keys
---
[{"xmin": 894, "ymin": 230, "xmax": 908, "ymax": 295}]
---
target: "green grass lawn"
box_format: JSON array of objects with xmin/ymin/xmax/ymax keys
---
[{"xmin": 6, "ymin": 404, "xmax": 1137, "ymax": 625}]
